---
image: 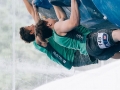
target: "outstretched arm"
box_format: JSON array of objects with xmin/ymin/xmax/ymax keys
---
[
  {"xmin": 53, "ymin": 5, "xmax": 67, "ymax": 21},
  {"xmin": 23, "ymin": 0, "xmax": 40, "ymax": 24},
  {"xmin": 54, "ymin": 0, "xmax": 80, "ymax": 35}
]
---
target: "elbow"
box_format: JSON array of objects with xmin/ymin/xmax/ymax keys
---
[
  {"xmin": 75, "ymin": 18, "xmax": 80, "ymax": 26},
  {"xmin": 72, "ymin": 21, "xmax": 79, "ymax": 27},
  {"xmin": 75, "ymin": 21, "xmax": 80, "ymax": 26},
  {"xmin": 61, "ymin": 14, "xmax": 67, "ymax": 20},
  {"xmin": 69, "ymin": 18, "xmax": 80, "ymax": 27},
  {"xmin": 59, "ymin": 15, "xmax": 67, "ymax": 21}
]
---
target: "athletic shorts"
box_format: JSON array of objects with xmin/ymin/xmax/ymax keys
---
[{"xmin": 86, "ymin": 29, "xmax": 120, "ymax": 60}]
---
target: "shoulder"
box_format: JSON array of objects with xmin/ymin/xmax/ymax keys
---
[{"xmin": 54, "ymin": 21, "xmax": 67, "ymax": 36}]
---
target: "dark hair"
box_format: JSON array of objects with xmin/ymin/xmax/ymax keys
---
[
  {"xmin": 19, "ymin": 27, "xmax": 35, "ymax": 43},
  {"xmin": 35, "ymin": 20, "xmax": 52, "ymax": 41}
]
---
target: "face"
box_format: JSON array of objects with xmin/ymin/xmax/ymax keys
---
[
  {"xmin": 44, "ymin": 18, "xmax": 57, "ymax": 29},
  {"xmin": 24, "ymin": 24, "xmax": 35, "ymax": 34}
]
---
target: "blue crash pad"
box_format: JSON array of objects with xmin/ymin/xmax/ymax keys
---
[
  {"xmin": 33, "ymin": 0, "xmax": 52, "ymax": 9},
  {"xmin": 92, "ymin": 0, "xmax": 120, "ymax": 27},
  {"xmin": 32, "ymin": 0, "xmax": 119, "ymax": 29}
]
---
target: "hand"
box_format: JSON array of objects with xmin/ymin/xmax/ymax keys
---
[
  {"xmin": 32, "ymin": 0, "xmax": 35, "ymax": 6},
  {"xmin": 32, "ymin": 0, "xmax": 38, "ymax": 12}
]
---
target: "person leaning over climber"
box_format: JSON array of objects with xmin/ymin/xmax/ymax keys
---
[
  {"xmin": 19, "ymin": 0, "xmax": 99, "ymax": 70},
  {"xmin": 34, "ymin": 0, "xmax": 120, "ymax": 61}
]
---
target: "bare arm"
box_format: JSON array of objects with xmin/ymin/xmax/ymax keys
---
[
  {"xmin": 111, "ymin": 52, "xmax": 120, "ymax": 59},
  {"xmin": 23, "ymin": 0, "xmax": 40, "ymax": 24},
  {"xmin": 53, "ymin": 5, "xmax": 67, "ymax": 21},
  {"xmin": 32, "ymin": 2, "xmax": 41, "ymax": 24},
  {"xmin": 54, "ymin": 0, "xmax": 80, "ymax": 35}
]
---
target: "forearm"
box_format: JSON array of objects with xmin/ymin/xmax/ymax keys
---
[
  {"xmin": 32, "ymin": 4, "xmax": 40, "ymax": 24},
  {"xmin": 70, "ymin": 0, "xmax": 80, "ymax": 26},
  {"xmin": 23, "ymin": 0, "xmax": 34, "ymax": 15},
  {"xmin": 53, "ymin": 5, "xmax": 67, "ymax": 21}
]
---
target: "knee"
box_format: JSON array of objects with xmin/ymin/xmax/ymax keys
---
[
  {"xmin": 111, "ymin": 52, "xmax": 120, "ymax": 59},
  {"xmin": 112, "ymin": 30, "xmax": 120, "ymax": 42}
]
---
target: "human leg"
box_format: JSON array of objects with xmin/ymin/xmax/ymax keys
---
[
  {"xmin": 111, "ymin": 29, "xmax": 120, "ymax": 42},
  {"xmin": 111, "ymin": 52, "xmax": 120, "ymax": 59}
]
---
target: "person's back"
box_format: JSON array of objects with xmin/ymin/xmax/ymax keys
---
[
  {"xmin": 33, "ymin": 39, "xmax": 72, "ymax": 70},
  {"xmin": 53, "ymin": 25, "xmax": 91, "ymax": 55},
  {"xmin": 33, "ymin": 36, "xmax": 98, "ymax": 69},
  {"xmin": 48, "ymin": 36, "xmax": 98, "ymax": 66},
  {"xmin": 48, "ymin": 37, "xmax": 75, "ymax": 62},
  {"xmin": 50, "ymin": 0, "xmax": 120, "ymax": 60}
]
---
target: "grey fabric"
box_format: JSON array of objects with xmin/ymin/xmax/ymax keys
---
[
  {"xmin": 86, "ymin": 29, "xmax": 116, "ymax": 57},
  {"xmin": 86, "ymin": 29, "xmax": 120, "ymax": 60},
  {"xmin": 73, "ymin": 51, "xmax": 98, "ymax": 67}
]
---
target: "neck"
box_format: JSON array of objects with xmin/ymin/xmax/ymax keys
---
[{"xmin": 51, "ymin": 22, "xmax": 57, "ymax": 30}]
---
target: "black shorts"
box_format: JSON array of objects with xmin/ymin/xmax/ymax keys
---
[{"xmin": 86, "ymin": 29, "xmax": 120, "ymax": 60}]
